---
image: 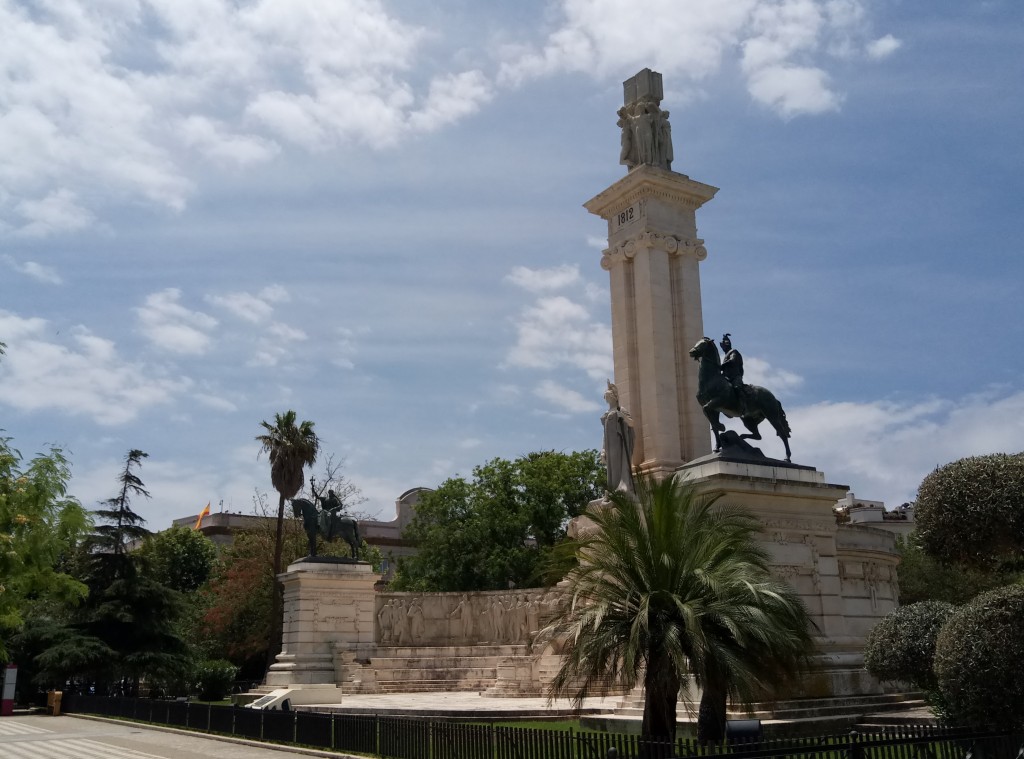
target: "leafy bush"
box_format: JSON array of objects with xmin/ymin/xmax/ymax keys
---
[
  {"xmin": 915, "ymin": 453, "xmax": 1024, "ymax": 569},
  {"xmin": 864, "ymin": 601, "xmax": 954, "ymax": 691},
  {"xmin": 895, "ymin": 535, "xmax": 1018, "ymax": 605},
  {"xmin": 933, "ymin": 584, "xmax": 1024, "ymax": 729},
  {"xmin": 195, "ymin": 659, "xmax": 238, "ymax": 702}
]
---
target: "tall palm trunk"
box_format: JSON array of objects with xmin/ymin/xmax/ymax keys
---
[{"xmin": 266, "ymin": 492, "xmax": 286, "ymax": 670}]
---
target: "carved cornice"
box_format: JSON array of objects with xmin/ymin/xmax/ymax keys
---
[
  {"xmin": 601, "ymin": 233, "xmax": 707, "ymax": 270},
  {"xmin": 584, "ymin": 165, "xmax": 718, "ymax": 219}
]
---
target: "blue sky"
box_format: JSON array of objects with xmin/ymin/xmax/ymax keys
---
[{"xmin": 2, "ymin": 0, "xmax": 1022, "ymax": 526}]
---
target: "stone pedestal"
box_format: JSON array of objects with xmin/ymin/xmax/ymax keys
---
[
  {"xmin": 266, "ymin": 558, "xmax": 379, "ymax": 688},
  {"xmin": 584, "ymin": 166, "xmax": 718, "ymax": 476},
  {"xmin": 677, "ymin": 456, "xmax": 900, "ymax": 697}
]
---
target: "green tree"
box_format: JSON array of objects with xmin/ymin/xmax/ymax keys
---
[
  {"xmin": 863, "ymin": 601, "xmax": 954, "ymax": 692},
  {"xmin": 545, "ymin": 477, "xmax": 814, "ymax": 743},
  {"xmin": 895, "ymin": 535, "xmax": 1017, "ymax": 605},
  {"xmin": 200, "ymin": 529, "xmax": 279, "ymax": 677},
  {"xmin": 36, "ymin": 450, "xmax": 190, "ymax": 694},
  {"xmin": 915, "ymin": 453, "xmax": 1024, "ymax": 571},
  {"xmin": 138, "ymin": 526, "xmax": 218, "ymax": 593},
  {"xmin": 391, "ymin": 450, "xmax": 603, "ymax": 592},
  {"xmin": 0, "ymin": 437, "xmax": 90, "ymax": 662},
  {"xmin": 256, "ymin": 412, "xmax": 321, "ymax": 577},
  {"xmin": 933, "ymin": 584, "xmax": 1024, "ymax": 729}
]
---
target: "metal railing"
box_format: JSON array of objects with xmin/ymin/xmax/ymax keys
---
[{"xmin": 58, "ymin": 695, "xmax": 1024, "ymax": 759}]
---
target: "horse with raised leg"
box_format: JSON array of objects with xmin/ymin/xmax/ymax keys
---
[{"xmin": 688, "ymin": 336, "xmax": 792, "ymax": 462}]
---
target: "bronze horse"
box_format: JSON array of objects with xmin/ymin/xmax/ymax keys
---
[
  {"xmin": 290, "ymin": 498, "xmax": 361, "ymax": 559},
  {"xmin": 688, "ymin": 336, "xmax": 792, "ymax": 462}
]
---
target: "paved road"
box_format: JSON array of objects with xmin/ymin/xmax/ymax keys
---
[{"xmin": 0, "ymin": 715, "xmax": 344, "ymax": 759}]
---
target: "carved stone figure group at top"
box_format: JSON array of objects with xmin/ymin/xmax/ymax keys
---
[{"xmin": 618, "ymin": 100, "xmax": 673, "ymax": 171}]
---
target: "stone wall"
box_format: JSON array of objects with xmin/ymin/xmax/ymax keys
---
[{"xmin": 374, "ymin": 588, "xmax": 562, "ymax": 648}]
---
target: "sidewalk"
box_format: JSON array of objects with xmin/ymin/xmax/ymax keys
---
[{"xmin": 0, "ymin": 713, "xmax": 343, "ymax": 758}]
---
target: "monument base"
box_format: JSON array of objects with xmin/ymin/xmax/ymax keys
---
[
  {"xmin": 676, "ymin": 455, "xmax": 899, "ymax": 698},
  {"xmin": 265, "ymin": 559, "xmax": 378, "ymax": 688}
]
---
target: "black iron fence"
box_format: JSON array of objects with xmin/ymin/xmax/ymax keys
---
[{"xmin": 58, "ymin": 695, "xmax": 1024, "ymax": 759}]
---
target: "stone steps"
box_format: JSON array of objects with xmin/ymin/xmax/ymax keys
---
[
  {"xmin": 374, "ymin": 680, "xmax": 493, "ymax": 693},
  {"xmin": 616, "ymin": 691, "xmax": 919, "ymax": 719},
  {"xmin": 350, "ymin": 645, "xmax": 536, "ymax": 694}
]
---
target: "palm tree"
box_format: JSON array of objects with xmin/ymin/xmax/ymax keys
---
[
  {"xmin": 546, "ymin": 476, "xmax": 815, "ymax": 744},
  {"xmin": 256, "ymin": 410, "xmax": 320, "ymax": 662}
]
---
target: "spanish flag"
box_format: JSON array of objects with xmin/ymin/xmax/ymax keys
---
[{"xmin": 194, "ymin": 502, "xmax": 211, "ymax": 530}]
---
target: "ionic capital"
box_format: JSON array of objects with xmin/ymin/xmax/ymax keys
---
[{"xmin": 600, "ymin": 233, "xmax": 707, "ymax": 269}]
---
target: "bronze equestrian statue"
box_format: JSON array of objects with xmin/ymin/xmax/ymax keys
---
[
  {"xmin": 688, "ymin": 335, "xmax": 792, "ymax": 462},
  {"xmin": 290, "ymin": 494, "xmax": 361, "ymax": 559}
]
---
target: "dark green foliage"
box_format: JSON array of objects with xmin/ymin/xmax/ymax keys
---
[
  {"xmin": 89, "ymin": 449, "xmax": 151, "ymax": 556},
  {"xmin": 546, "ymin": 476, "xmax": 815, "ymax": 743},
  {"xmin": 195, "ymin": 659, "xmax": 239, "ymax": 701},
  {"xmin": 915, "ymin": 453, "xmax": 1024, "ymax": 570},
  {"xmin": 390, "ymin": 450, "xmax": 604, "ymax": 592},
  {"xmin": 139, "ymin": 527, "xmax": 218, "ymax": 593},
  {"xmin": 895, "ymin": 535, "xmax": 1018, "ymax": 605},
  {"xmin": 933, "ymin": 583, "xmax": 1024, "ymax": 729},
  {"xmin": 863, "ymin": 601, "xmax": 954, "ymax": 691},
  {"xmin": 35, "ymin": 450, "xmax": 190, "ymax": 693}
]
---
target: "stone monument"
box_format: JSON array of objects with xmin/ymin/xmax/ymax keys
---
[
  {"xmin": 587, "ymin": 68, "xmax": 900, "ymax": 702},
  {"xmin": 255, "ymin": 69, "xmax": 901, "ymax": 714},
  {"xmin": 262, "ymin": 557, "xmax": 377, "ymax": 700},
  {"xmin": 585, "ymin": 68, "xmax": 717, "ymax": 478}
]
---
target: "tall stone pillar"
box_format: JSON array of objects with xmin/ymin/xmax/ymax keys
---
[{"xmin": 585, "ymin": 70, "xmax": 718, "ymax": 474}]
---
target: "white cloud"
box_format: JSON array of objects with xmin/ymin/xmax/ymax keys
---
[
  {"xmin": 787, "ymin": 389, "xmax": 1024, "ymax": 507},
  {"xmin": 506, "ymin": 264, "xmax": 581, "ymax": 293},
  {"xmin": 505, "ymin": 294, "xmax": 612, "ymax": 380},
  {"xmin": 744, "ymin": 356, "xmax": 804, "ymax": 394},
  {"xmin": 247, "ymin": 321, "xmax": 308, "ymax": 367},
  {"xmin": 2, "ymin": 256, "xmax": 63, "ymax": 285},
  {"xmin": 333, "ymin": 326, "xmax": 363, "ymax": 370},
  {"xmin": 260, "ymin": 285, "xmax": 290, "ymax": 303},
  {"xmin": 744, "ymin": 65, "xmax": 841, "ymax": 117},
  {"xmin": 0, "ymin": 0, "xmax": 502, "ymax": 232},
  {"xmin": 206, "ymin": 291, "xmax": 276, "ymax": 324},
  {"xmin": 407, "ymin": 70, "xmax": 495, "ymax": 133},
  {"xmin": 0, "ymin": 311, "xmax": 188, "ymax": 425},
  {"xmin": 866, "ymin": 34, "xmax": 902, "ymax": 60},
  {"xmin": 193, "ymin": 392, "xmax": 238, "ymax": 413},
  {"xmin": 178, "ymin": 115, "xmax": 280, "ymax": 166},
  {"xmin": 205, "ymin": 285, "xmax": 294, "ymax": 325},
  {"xmin": 15, "ymin": 190, "xmax": 95, "ymax": 237},
  {"xmin": 136, "ymin": 288, "xmax": 218, "ymax": 354},
  {"xmin": 534, "ymin": 379, "xmax": 602, "ymax": 414},
  {"xmin": 498, "ymin": 0, "xmax": 890, "ymax": 118}
]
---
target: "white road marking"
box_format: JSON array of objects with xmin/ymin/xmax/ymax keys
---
[
  {"xmin": 0, "ymin": 721, "xmax": 52, "ymax": 736},
  {"xmin": 0, "ymin": 732, "xmax": 172, "ymax": 759}
]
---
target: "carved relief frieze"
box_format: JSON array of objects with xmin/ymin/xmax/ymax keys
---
[
  {"xmin": 761, "ymin": 518, "xmax": 832, "ymax": 535},
  {"xmin": 772, "ymin": 563, "xmax": 820, "ymax": 593},
  {"xmin": 375, "ymin": 589, "xmax": 564, "ymax": 648}
]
